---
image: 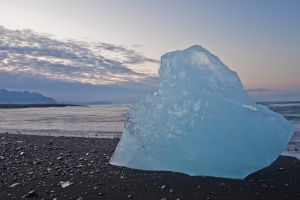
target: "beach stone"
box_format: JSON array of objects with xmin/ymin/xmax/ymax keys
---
[
  {"xmin": 56, "ymin": 156, "xmax": 63, "ymax": 160},
  {"xmin": 9, "ymin": 183, "xmax": 21, "ymax": 188},
  {"xmin": 23, "ymin": 190, "xmax": 38, "ymax": 198}
]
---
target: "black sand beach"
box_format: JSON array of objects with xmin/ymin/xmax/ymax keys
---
[{"xmin": 1, "ymin": 133, "xmax": 300, "ymax": 200}]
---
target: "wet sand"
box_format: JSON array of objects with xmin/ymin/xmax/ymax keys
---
[{"xmin": 0, "ymin": 133, "xmax": 300, "ymax": 200}]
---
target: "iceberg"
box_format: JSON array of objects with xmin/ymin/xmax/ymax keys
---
[{"xmin": 110, "ymin": 45, "xmax": 294, "ymax": 179}]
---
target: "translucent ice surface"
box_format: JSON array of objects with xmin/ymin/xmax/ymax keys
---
[{"xmin": 110, "ymin": 45, "xmax": 294, "ymax": 179}]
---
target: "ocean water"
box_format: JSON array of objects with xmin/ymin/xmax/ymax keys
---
[
  {"xmin": 263, "ymin": 102, "xmax": 300, "ymax": 159},
  {"xmin": 0, "ymin": 102, "xmax": 299, "ymax": 158},
  {"xmin": 0, "ymin": 105, "xmax": 129, "ymax": 138}
]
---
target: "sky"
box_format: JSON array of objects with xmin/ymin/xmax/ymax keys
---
[{"xmin": 0, "ymin": 0, "xmax": 299, "ymax": 102}]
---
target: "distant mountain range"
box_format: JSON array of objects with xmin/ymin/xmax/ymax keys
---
[{"xmin": 0, "ymin": 89, "xmax": 57, "ymax": 104}]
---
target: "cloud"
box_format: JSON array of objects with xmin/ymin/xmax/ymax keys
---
[
  {"xmin": 0, "ymin": 26, "xmax": 159, "ymax": 86},
  {"xmin": 0, "ymin": 72, "xmax": 158, "ymax": 103}
]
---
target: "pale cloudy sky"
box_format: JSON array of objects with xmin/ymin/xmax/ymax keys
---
[{"xmin": 0, "ymin": 0, "xmax": 299, "ymax": 102}]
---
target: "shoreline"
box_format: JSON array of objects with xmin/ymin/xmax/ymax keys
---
[
  {"xmin": 1, "ymin": 133, "xmax": 300, "ymax": 200},
  {"xmin": 0, "ymin": 104, "xmax": 81, "ymax": 109},
  {"xmin": 2, "ymin": 130, "xmax": 299, "ymax": 159},
  {"xmin": 0, "ymin": 130, "xmax": 123, "ymax": 139}
]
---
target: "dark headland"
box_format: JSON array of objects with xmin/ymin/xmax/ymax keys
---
[
  {"xmin": 0, "ymin": 89, "xmax": 57, "ymax": 105},
  {"xmin": 0, "ymin": 133, "xmax": 299, "ymax": 200}
]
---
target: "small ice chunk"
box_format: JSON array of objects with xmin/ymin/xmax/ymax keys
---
[{"xmin": 60, "ymin": 181, "xmax": 72, "ymax": 188}]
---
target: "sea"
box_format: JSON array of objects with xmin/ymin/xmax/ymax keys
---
[{"xmin": 0, "ymin": 102, "xmax": 299, "ymax": 159}]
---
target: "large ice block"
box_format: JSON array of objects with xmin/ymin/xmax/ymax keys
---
[{"xmin": 110, "ymin": 45, "xmax": 294, "ymax": 179}]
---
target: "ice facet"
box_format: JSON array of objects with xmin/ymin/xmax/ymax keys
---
[{"xmin": 110, "ymin": 45, "xmax": 294, "ymax": 179}]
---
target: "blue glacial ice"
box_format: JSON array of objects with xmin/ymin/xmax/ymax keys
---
[{"xmin": 110, "ymin": 45, "xmax": 294, "ymax": 179}]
